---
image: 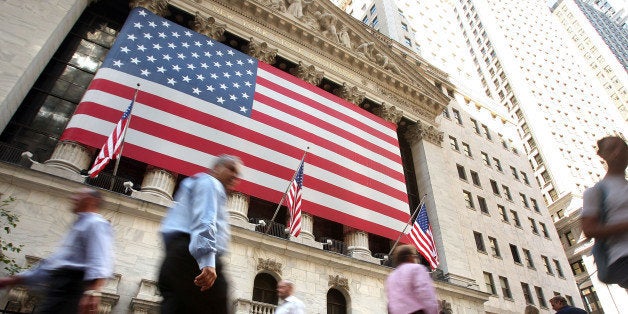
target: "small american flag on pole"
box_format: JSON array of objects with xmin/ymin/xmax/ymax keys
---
[
  {"xmin": 408, "ymin": 203, "xmax": 439, "ymax": 270},
  {"xmin": 287, "ymin": 161, "xmax": 304, "ymax": 237},
  {"xmin": 88, "ymin": 99, "xmax": 135, "ymax": 178}
]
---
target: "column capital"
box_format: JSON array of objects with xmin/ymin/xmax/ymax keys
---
[
  {"xmin": 404, "ymin": 120, "xmax": 444, "ymax": 146},
  {"xmin": 191, "ymin": 12, "xmax": 226, "ymax": 42},
  {"xmin": 333, "ymin": 83, "xmax": 365, "ymax": 106},
  {"xmin": 244, "ymin": 38, "xmax": 278, "ymax": 65},
  {"xmin": 289, "ymin": 61, "xmax": 324, "ymax": 86},
  {"xmin": 373, "ymin": 103, "xmax": 403, "ymax": 124},
  {"xmin": 128, "ymin": 0, "xmax": 169, "ymax": 17}
]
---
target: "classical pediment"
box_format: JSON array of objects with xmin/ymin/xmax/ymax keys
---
[{"xmin": 168, "ymin": 0, "xmax": 450, "ymax": 121}]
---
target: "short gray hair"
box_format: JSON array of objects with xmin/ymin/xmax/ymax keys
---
[{"xmin": 212, "ymin": 154, "xmax": 242, "ymax": 168}]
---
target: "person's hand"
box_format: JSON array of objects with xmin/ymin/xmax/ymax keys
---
[
  {"xmin": 194, "ymin": 266, "xmax": 217, "ymax": 291},
  {"xmin": 0, "ymin": 276, "xmax": 21, "ymax": 289},
  {"xmin": 78, "ymin": 293, "xmax": 100, "ymax": 314}
]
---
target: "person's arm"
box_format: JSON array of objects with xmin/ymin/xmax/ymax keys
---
[
  {"xmin": 0, "ymin": 276, "xmax": 23, "ymax": 289},
  {"xmin": 412, "ymin": 265, "xmax": 439, "ymax": 314},
  {"xmin": 79, "ymin": 218, "xmax": 114, "ymax": 314},
  {"xmin": 78, "ymin": 278, "xmax": 106, "ymax": 314},
  {"xmin": 188, "ymin": 176, "xmax": 220, "ymax": 290},
  {"xmin": 581, "ymin": 187, "xmax": 628, "ymax": 239}
]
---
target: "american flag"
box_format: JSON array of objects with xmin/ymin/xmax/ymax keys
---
[
  {"xmin": 87, "ymin": 98, "xmax": 134, "ymax": 178},
  {"xmin": 287, "ymin": 161, "xmax": 304, "ymax": 237},
  {"xmin": 61, "ymin": 8, "xmax": 410, "ymax": 240},
  {"xmin": 408, "ymin": 204, "xmax": 439, "ymax": 269}
]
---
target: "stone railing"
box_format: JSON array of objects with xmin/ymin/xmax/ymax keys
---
[{"xmin": 233, "ymin": 298, "xmax": 276, "ymax": 314}]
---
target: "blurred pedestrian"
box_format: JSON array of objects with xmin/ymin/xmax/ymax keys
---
[{"xmin": 275, "ymin": 279, "xmax": 305, "ymax": 314}]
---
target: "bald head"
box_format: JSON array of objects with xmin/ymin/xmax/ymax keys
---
[{"xmin": 277, "ymin": 279, "xmax": 295, "ymax": 300}]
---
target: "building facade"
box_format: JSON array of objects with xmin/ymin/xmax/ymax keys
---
[
  {"xmin": 339, "ymin": 0, "xmax": 628, "ymax": 313},
  {"xmin": 0, "ymin": 0, "xmax": 585, "ymax": 313}
]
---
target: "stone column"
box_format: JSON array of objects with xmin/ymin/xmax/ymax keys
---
[
  {"xmin": 129, "ymin": 0, "xmax": 170, "ymax": 16},
  {"xmin": 139, "ymin": 166, "xmax": 177, "ymax": 200},
  {"xmin": 191, "ymin": 12, "xmax": 226, "ymax": 42},
  {"xmin": 333, "ymin": 83, "xmax": 365, "ymax": 106},
  {"xmin": 31, "ymin": 141, "xmax": 92, "ymax": 182},
  {"xmin": 300, "ymin": 212, "xmax": 315, "ymax": 241},
  {"xmin": 343, "ymin": 226, "xmax": 379, "ymax": 263},
  {"xmin": 289, "ymin": 61, "xmax": 324, "ymax": 86},
  {"xmin": 244, "ymin": 38, "xmax": 278, "ymax": 65},
  {"xmin": 227, "ymin": 192, "xmax": 252, "ymax": 229}
]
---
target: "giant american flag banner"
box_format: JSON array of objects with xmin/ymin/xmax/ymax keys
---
[{"xmin": 61, "ymin": 8, "xmax": 410, "ymax": 240}]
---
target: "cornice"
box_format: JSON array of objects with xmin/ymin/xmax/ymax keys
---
[{"xmin": 170, "ymin": 0, "xmax": 448, "ymax": 123}]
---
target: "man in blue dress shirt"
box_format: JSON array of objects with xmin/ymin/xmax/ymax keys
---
[
  {"xmin": 0, "ymin": 188, "xmax": 114, "ymax": 313},
  {"xmin": 159, "ymin": 154, "xmax": 242, "ymax": 314}
]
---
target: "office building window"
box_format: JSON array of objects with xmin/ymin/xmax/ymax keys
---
[
  {"xmin": 470, "ymin": 170, "xmax": 481, "ymax": 186},
  {"xmin": 371, "ymin": 17, "xmax": 379, "ymax": 27},
  {"xmin": 470, "ymin": 118, "xmax": 480, "ymax": 133},
  {"xmin": 535, "ymin": 286, "xmax": 547, "ymax": 308},
  {"xmin": 498, "ymin": 205, "xmax": 508, "ymax": 222},
  {"xmin": 457, "ymin": 164, "xmax": 467, "ymax": 180},
  {"xmin": 539, "ymin": 222, "xmax": 550, "ymax": 238},
  {"xmin": 511, "ymin": 210, "xmax": 521, "ymax": 227},
  {"xmin": 523, "ymin": 248, "xmax": 534, "ymax": 268},
  {"xmin": 521, "ymin": 171, "xmax": 530, "ymax": 185},
  {"xmin": 481, "ymin": 152, "xmax": 490, "ymax": 166},
  {"xmin": 542, "ymin": 256, "xmax": 553, "ymax": 275},
  {"xmin": 499, "ymin": 276, "xmax": 512, "ymax": 299},
  {"xmin": 511, "ymin": 166, "xmax": 519, "ymax": 180},
  {"xmin": 529, "ymin": 218, "xmax": 539, "ymax": 234},
  {"xmin": 362, "ymin": 16, "xmax": 369, "ymax": 24},
  {"xmin": 452, "ymin": 109, "xmax": 462, "ymax": 124},
  {"xmin": 401, "ymin": 23, "xmax": 408, "ymax": 31},
  {"xmin": 464, "ymin": 190, "xmax": 474, "ymax": 209},
  {"xmin": 502, "ymin": 185, "xmax": 512, "ymax": 200},
  {"xmin": 442, "ymin": 108, "xmax": 450, "ymax": 119},
  {"xmin": 482, "ymin": 124, "xmax": 492, "ymax": 140},
  {"xmin": 449, "ymin": 136, "xmax": 459, "ymax": 151},
  {"xmin": 564, "ymin": 231, "xmax": 576, "ymax": 246},
  {"xmin": 565, "ymin": 295, "xmax": 574, "ymax": 306},
  {"xmin": 493, "ymin": 157, "xmax": 502, "ymax": 171},
  {"xmin": 521, "ymin": 193, "xmax": 530, "ymax": 208},
  {"xmin": 490, "ymin": 180, "xmax": 500, "ymax": 195},
  {"xmin": 570, "ymin": 259, "xmax": 586, "ymax": 276},
  {"xmin": 478, "ymin": 196, "xmax": 489, "ymax": 214},
  {"xmin": 521, "ymin": 282, "xmax": 534, "ymax": 304},
  {"xmin": 580, "ymin": 286, "xmax": 602, "ymax": 313},
  {"xmin": 462, "ymin": 142, "xmax": 472, "ymax": 157},
  {"xmin": 553, "ymin": 259, "xmax": 564, "ymax": 277},
  {"xmin": 531, "ymin": 198, "xmax": 540, "ymax": 212},
  {"xmin": 510, "ymin": 244, "xmax": 521, "ymax": 264},
  {"xmin": 370, "ymin": 4, "xmax": 376, "ymax": 14},
  {"xmin": 484, "ymin": 272, "xmax": 497, "ymax": 294},
  {"xmin": 474, "ymin": 231, "xmax": 486, "ymax": 252},
  {"xmin": 488, "ymin": 236, "xmax": 500, "ymax": 257}
]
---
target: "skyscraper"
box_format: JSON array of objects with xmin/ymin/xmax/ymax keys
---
[{"xmin": 340, "ymin": 0, "xmax": 628, "ymax": 313}]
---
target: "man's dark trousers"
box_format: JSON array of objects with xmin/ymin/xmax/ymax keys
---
[{"xmin": 159, "ymin": 233, "xmax": 228, "ymax": 314}]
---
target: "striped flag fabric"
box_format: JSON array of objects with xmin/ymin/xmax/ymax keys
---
[
  {"xmin": 408, "ymin": 204, "xmax": 439, "ymax": 269},
  {"xmin": 87, "ymin": 99, "xmax": 134, "ymax": 178},
  {"xmin": 287, "ymin": 161, "xmax": 304, "ymax": 237},
  {"xmin": 60, "ymin": 8, "xmax": 410, "ymax": 240}
]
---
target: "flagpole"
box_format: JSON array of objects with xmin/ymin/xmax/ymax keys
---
[
  {"xmin": 110, "ymin": 83, "xmax": 140, "ymax": 190},
  {"xmin": 386, "ymin": 193, "xmax": 428, "ymax": 259},
  {"xmin": 264, "ymin": 147, "xmax": 309, "ymax": 235}
]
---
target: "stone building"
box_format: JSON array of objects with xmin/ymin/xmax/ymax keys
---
[{"xmin": 0, "ymin": 0, "xmax": 582, "ymax": 313}]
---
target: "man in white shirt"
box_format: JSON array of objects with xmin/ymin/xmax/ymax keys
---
[{"xmin": 275, "ymin": 280, "xmax": 305, "ymax": 314}]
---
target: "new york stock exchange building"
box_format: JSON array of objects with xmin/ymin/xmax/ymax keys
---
[{"xmin": 0, "ymin": 0, "xmax": 584, "ymax": 313}]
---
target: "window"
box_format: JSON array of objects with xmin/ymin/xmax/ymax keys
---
[
  {"xmin": 449, "ymin": 136, "xmax": 459, "ymax": 151},
  {"xmin": 464, "ymin": 190, "xmax": 475, "ymax": 209},
  {"xmin": 482, "ymin": 124, "xmax": 492, "ymax": 140},
  {"xmin": 401, "ymin": 23, "xmax": 408, "ymax": 31},
  {"xmin": 510, "ymin": 244, "xmax": 521, "ymax": 264},
  {"xmin": 474, "ymin": 231, "xmax": 486, "ymax": 252},
  {"xmin": 484, "ymin": 272, "xmax": 497, "ymax": 294},
  {"xmin": 490, "ymin": 180, "xmax": 500, "ymax": 195},
  {"xmin": 481, "ymin": 152, "xmax": 490, "ymax": 166},
  {"xmin": 327, "ymin": 288, "xmax": 347, "ymax": 314},
  {"xmin": 521, "ymin": 282, "xmax": 534, "ymax": 304},
  {"xmin": 570, "ymin": 259, "xmax": 586, "ymax": 275},
  {"xmin": 542, "ymin": 256, "xmax": 553, "ymax": 275},
  {"xmin": 564, "ymin": 231, "xmax": 576, "ymax": 246},
  {"xmin": 493, "ymin": 158, "xmax": 502, "ymax": 171},
  {"xmin": 502, "ymin": 185, "xmax": 512, "ymax": 200},
  {"xmin": 521, "ymin": 172, "xmax": 530, "ymax": 184},
  {"xmin": 362, "ymin": 16, "xmax": 369, "ymax": 24},
  {"xmin": 470, "ymin": 171, "xmax": 481, "ymax": 186},
  {"xmin": 470, "ymin": 118, "xmax": 481, "ymax": 133},
  {"xmin": 462, "ymin": 142, "xmax": 472, "ymax": 157},
  {"xmin": 539, "ymin": 222, "xmax": 550, "ymax": 238},
  {"xmin": 442, "ymin": 108, "xmax": 450, "ymax": 119},
  {"xmin": 531, "ymin": 198, "xmax": 540, "ymax": 212},
  {"xmin": 511, "ymin": 210, "xmax": 521, "ymax": 227},
  {"xmin": 252, "ymin": 273, "xmax": 279, "ymax": 305},
  {"xmin": 478, "ymin": 197, "xmax": 489, "ymax": 214},
  {"xmin": 523, "ymin": 248, "xmax": 535, "ymax": 268},
  {"xmin": 371, "ymin": 17, "xmax": 379, "ymax": 27},
  {"xmin": 553, "ymin": 259, "xmax": 564, "ymax": 277},
  {"xmin": 565, "ymin": 295, "xmax": 574, "ymax": 306},
  {"xmin": 370, "ymin": 4, "xmax": 376, "ymax": 14},
  {"xmin": 529, "ymin": 218, "xmax": 539, "ymax": 234},
  {"xmin": 488, "ymin": 236, "xmax": 500, "ymax": 257},
  {"xmin": 457, "ymin": 164, "xmax": 467, "ymax": 180},
  {"xmin": 511, "ymin": 166, "xmax": 519, "ymax": 180},
  {"xmin": 499, "ymin": 276, "xmax": 512, "ymax": 299},
  {"xmin": 498, "ymin": 205, "xmax": 508, "ymax": 222},
  {"xmin": 535, "ymin": 286, "xmax": 548, "ymax": 308},
  {"xmin": 580, "ymin": 286, "xmax": 602, "ymax": 313},
  {"xmin": 452, "ymin": 109, "xmax": 463, "ymax": 124},
  {"xmin": 521, "ymin": 193, "xmax": 530, "ymax": 208}
]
